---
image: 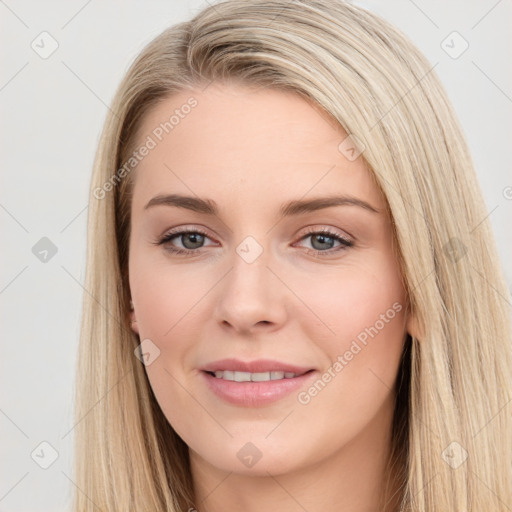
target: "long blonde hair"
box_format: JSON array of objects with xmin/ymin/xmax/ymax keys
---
[{"xmin": 75, "ymin": 1, "xmax": 512, "ymax": 510}]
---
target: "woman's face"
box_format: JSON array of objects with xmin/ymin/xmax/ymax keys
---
[{"xmin": 128, "ymin": 81, "xmax": 411, "ymax": 477}]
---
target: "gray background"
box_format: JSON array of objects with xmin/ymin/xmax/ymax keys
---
[{"xmin": 1, "ymin": 1, "xmax": 510, "ymax": 510}]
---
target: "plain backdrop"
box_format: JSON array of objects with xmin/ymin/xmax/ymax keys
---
[{"xmin": 1, "ymin": 1, "xmax": 510, "ymax": 510}]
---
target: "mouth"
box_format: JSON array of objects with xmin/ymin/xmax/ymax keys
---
[
  {"xmin": 204, "ymin": 369, "xmax": 312, "ymax": 382},
  {"xmin": 200, "ymin": 359, "xmax": 317, "ymax": 407}
]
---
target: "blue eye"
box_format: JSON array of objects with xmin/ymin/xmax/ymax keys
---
[
  {"xmin": 154, "ymin": 227, "xmax": 353, "ymax": 257},
  {"xmin": 155, "ymin": 228, "xmax": 212, "ymax": 256},
  {"xmin": 298, "ymin": 228, "xmax": 353, "ymax": 256}
]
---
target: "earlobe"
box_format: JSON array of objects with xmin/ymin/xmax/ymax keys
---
[
  {"xmin": 129, "ymin": 300, "xmax": 139, "ymax": 335},
  {"xmin": 130, "ymin": 312, "xmax": 139, "ymax": 335},
  {"xmin": 406, "ymin": 312, "xmax": 422, "ymax": 341}
]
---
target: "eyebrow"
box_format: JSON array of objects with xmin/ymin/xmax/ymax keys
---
[{"xmin": 144, "ymin": 193, "xmax": 380, "ymax": 216}]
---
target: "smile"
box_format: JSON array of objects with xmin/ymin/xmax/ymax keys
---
[
  {"xmin": 210, "ymin": 370, "xmax": 302, "ymax": 381},
  {"xmin": 200, "ymin": 359, "xmax": 317, "ymax": 407}
]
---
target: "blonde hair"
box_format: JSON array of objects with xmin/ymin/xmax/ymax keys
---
[{"xmin": 75, "ymin": 1, "xmax": 512, "ymax": 510}]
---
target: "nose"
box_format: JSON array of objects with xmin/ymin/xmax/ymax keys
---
[{"xmin": 213, "ymin": 242, "xmax": 288, "ymax": 335}]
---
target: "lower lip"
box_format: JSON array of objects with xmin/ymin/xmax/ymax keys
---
[{"xmin": 201, "ymin": 370, "xmax": 316, "ymax": 407}]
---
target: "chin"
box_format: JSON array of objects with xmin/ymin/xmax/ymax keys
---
[{"xmin": 191, "ymin": 435, "xmax": 305, "ymax": 476}]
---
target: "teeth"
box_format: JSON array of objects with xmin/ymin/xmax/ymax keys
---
[
  {"xmin": 223, "ymin": 370, "xmax": 234, "ymax": 380},
  {"xmin": 234, "ymin": 371, "xmax": 252, "ymax": 382},
  {"xmin": 211, "ymin": 370, "xmax": 299, "ymax": 381},
  {"xmin": 251, "ymin": 372, "xmax": 271, "ymax": 382}
]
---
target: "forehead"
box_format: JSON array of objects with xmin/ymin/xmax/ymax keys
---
[{"xmin": 130, "ymin": 82, "xmax": 384, "ymax": 211}]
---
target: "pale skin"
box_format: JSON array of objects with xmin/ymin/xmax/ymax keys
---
[{"xmin": 128, "ymin": 81, "xmax": 417, "ymax": 511}]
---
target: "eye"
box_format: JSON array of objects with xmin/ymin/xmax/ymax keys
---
[
  {"xmin": 153, "ymin": 227, "xmax": 216, "ymax": 256},
  {"xmin": 153, "ymin": 226, "xmax": 353, "ymax": 257},
  {"xmin": 295, "ymin": 227, "xmax": 353, "ymax": 257}
]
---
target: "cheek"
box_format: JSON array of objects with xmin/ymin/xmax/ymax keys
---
[
  {"xmin": 294, "ymin": 260, "xmax": 407, "ymax": 395},
  {"xmin": 129, "ymin": 254, "xmax": 209, "ymax": 340},
  {"xmin": 323, "ymin": 272, "xmax": 405, "ymax": 348},
  {"xmin": 292, "ymin": 254, "xmax": 405, "ymax": 333},
  {"xmin": 129, "ymin": 258, "xmax": 210, "ymax": 426}
]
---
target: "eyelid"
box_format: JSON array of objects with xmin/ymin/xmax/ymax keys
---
[
  {"xmin": 293, "ymin": 226, "xmax": 353, "ymax": 257},
  {"xmin": 299, "ymin": 225, "xmax": 353, "ymax": 242},
  {"xmin": 153, "ymin": 225, "xmax": 214, "ymax": 246}
]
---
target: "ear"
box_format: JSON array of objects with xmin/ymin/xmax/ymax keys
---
[
  {"xmin": 406, "ymin": 311, "xmax": 422, "ymax": 341},
  {"xmin": 129, "ymin": 300, "xmax": 139, "ymax": 335}
]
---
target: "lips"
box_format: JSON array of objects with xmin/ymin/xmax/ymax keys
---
[
  {"xmin": 212, "ymin": 370, "xmax": 301, "ymax": 382},
  {"xmin": 200, "ymin": 358, "xmax": 317, "ymax": 407},
  {"xmin": 201, "ymin": 358, "xmax": 313, "ymax": 375}
]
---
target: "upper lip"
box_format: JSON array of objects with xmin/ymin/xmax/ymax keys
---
[{"xmin": 201, "ymin": 358, "xmax": 313, "ymax": 375}]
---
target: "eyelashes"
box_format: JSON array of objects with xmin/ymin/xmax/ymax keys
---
[
  {"xmin": 155, "ymin": 228, "xmax": 211, "ymax": 256},
  {"xmin": 153, "ymin": 226, "xmax": 354, "ymax": 258}
]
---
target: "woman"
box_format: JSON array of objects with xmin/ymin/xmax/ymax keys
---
[{"xmin": 75, "ymin": 0, "xmax": 512, "ymax": 510}]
